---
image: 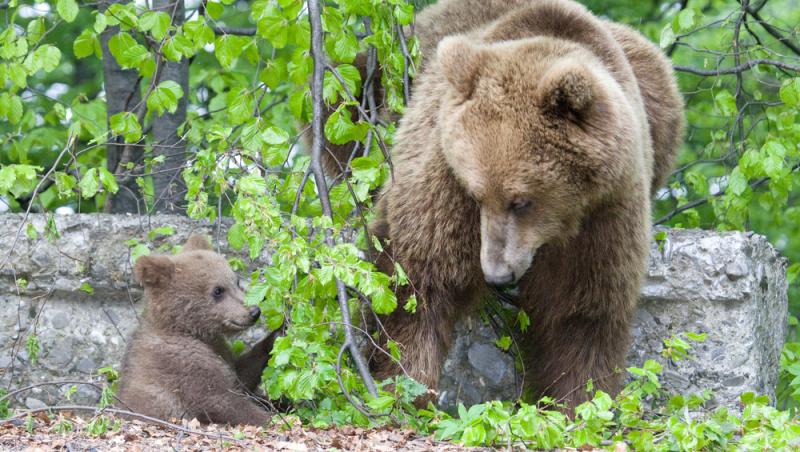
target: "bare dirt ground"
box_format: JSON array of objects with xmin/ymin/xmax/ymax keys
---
[{"xmin": 0, "ymin": 412, "xmax": 484, "ymax": 451}]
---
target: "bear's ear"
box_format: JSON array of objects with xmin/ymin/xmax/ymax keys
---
[
  {"xmin": 437, "ymin": 36, "xmax": 487, "ymax": 97},
  {"xmin": 181, "ymin": 234, "xmax": 212, "ymax": 252},
  {"xmin": 134, "ymin": 255, "xmax": 175, "ymax": 288},
  {"xmin": 537, "ymin": 60, "xmax": 595, "ymax": 117}
]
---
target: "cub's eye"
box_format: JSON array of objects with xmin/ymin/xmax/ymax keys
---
[
  {"xmin": 509, "ymin": 199, "xmax": 532, "ymax": 213},
  {"xmin": 212, "ymin": 286, "xmax": 225, "ymax": 299}
]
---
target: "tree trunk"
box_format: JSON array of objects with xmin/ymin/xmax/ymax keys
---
[
  {"xmin": 100, "ymin": 0, "xmax": 143, "ymax": 214},
  {"xmin": 150, "ymin": 0, "xmax": 189, "ymax": 214}
]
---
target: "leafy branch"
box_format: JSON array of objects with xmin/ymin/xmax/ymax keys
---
[{"xmin": 306, "ymin": 0, "xmax": 378, "ymax": 402}]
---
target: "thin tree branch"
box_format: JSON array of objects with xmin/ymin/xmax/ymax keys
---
[
  {"xmin": 655, "ymin": 161, "xmax": 800, "ymax": 225},
  {"xmin": 212, "ymin": 26, "xmax": 256, "ymax": 36},
  {"xmin": 674, "ymin": 58, "xmax": 800, "ymax": 76},
  {"xmin": 307, "ymin": 0, "xmax": 378, "ymax": 399},
  {"xmin": 0, "ymin": 405, "xmax": 244, "ymax": 442},
  {"xmin": 745, "ymin": 5, "xmax": 800, "ymax": 57}
]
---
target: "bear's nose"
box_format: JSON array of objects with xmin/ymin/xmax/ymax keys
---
[
  {"xmin": 249, "ymin": 307, "xmax": 261, "ymax": 321},
  {"xmin": 485, "ymin": 271, "xmax": 515, "ymax": 287}
]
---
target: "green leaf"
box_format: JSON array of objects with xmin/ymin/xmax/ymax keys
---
[
  {"xmin": 326, "ymin": 30, "xmax": 358, "ymax": 63},
  {"xmin": 262, "ymin": 126, "xmax": 289, "ymax": 145},
  {"xmin": 779, "ymin": 78, "xmax": 800, "ymax": 107},
  {"xmin": 57, "ymin": 0, "xmax": 79, "ymax": 23},
  {"xmin": 673, "ymin": 9, "xmax": 696, "ymax": 32},
  {"xmin": 495, "ymin": 335, "xmax": 512, "ymax": 351},
  {"xmin": 324, "ymin": 108, "xmax": 368, "ymax": 145},
  {"xmin": 25, "ymin": 223, "xmax": 38, "ymax": 240},
  {"xmin": 350, "ymin": 156, "xmax": 380, "ymax": 185},
  {"xmin": 255, "ymin": 4, "xmax": 288, "ymax": 48},
  {"xmin": 79, "ymin": 168, "xmax": 99, "ymax": 198},
  {"xmin": 366, "ymin": 395, "xmax": 395, "ymax": 411},
  {"xmin": 394, "ymin": 3, "xmax": 414, "ymax": 25},
  {"xmin": 139, "ymin": 11, "xmax": 171, "ymax": 41},
  {"xmin": 79, "ymin": 282, "xmax": 94, "ymax": 294},
  {"xmin": 98, "ymin": 167, "xmax": 119, "ymax": 194},
  {"xmin": 27, "ymin": 18, "xmax": 45, "ymax": 45},
  {"xmin": 147, "ymin": 80, "xmax": 184, "ymax": 116},
  {"xmin": 714, "ymin": 90, "xmax": 737, "ymax": 117},
  {"xmin": 206, "ymin": 1, "xmax": 224, "ymax": 19},
  {"xmin": 727, "ymin": 167, "xmax": 748, "ymax": 196},
  {"xmin": 74, "ymin": 30, "xmax": 99, "ymax": 59},
  {"xmin": 109, "ymin": 112, "xmax": 142, "ymax": 143},
  {"xmin": 214, "ymin": 35, "xmax": 247, "ymax": 69},
  {"xmin": 108, "ymin": 33, "xmax": 151, "ymax": 71},
  {"xmin": 238, "ymin": 174, "xmax": 267, "ymax": 195},
  {"xmin": 259, "ymin": 58, "xmax": 288, "ymax": 89},
  {"xmin": 0, "ymin": 165, "xmax": 41, "ymax": 198},
  {"xmin": 226, "ymin": 89, "xmax": 255, "ymax": 125},
  {"xmin": 227, "ymin": 223, "xmax": 246, "ymax": 250},
  {"xmin": 0, "ymin": 93, "xmax": 24, "ymax": 125},
  {"xmin": 36, "ymin": 45, "xmax": 61, "ymax": 72},
  {"xmin": 371, "ymin": 285, "xmax": 397, "ymax": 315},
  {"xmin": 516, "ymin": 311, "xmax": 530, "ymax": 332},
  {"xmin": 403, "ymin": 294, "xmax": 417, "ymax": 313},
  {"xmin": 93, "ymin": 12, "xmax": 107, "ymax": 33},
  {"xmin": 659, "ymin": 24, "xmax": 675, "ymax": 49}
]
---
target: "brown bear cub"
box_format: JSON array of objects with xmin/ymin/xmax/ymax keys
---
[{"xmin": 116, "ymin": 235, "xmax": 277, "ymax": 426}]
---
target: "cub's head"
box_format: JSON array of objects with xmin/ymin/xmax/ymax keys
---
[
  {"xmin": 436, "ymin": 36, "xmax": 638, "ymax": 285},
  {"xmin": 134, "ymin": 235, "xmax": 260, "ymax": 339}
]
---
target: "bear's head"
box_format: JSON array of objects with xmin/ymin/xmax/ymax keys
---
[
  {"xmin": 436, "ymin": 36, "xmax": 641, "ymax": 285},
  {"xmin": 134, "ymin": 235, "xmax": 260, "ymax": 340}
]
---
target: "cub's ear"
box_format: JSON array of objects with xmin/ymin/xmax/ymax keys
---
[
  {"xmin": 134, "ymin": 255, "xmax": 175, "ymax": 288},
  {"xmin": 437, "ymin": 36, "xmax": 487, "ymax": 97},
  {"xmin": 537, "ymin": 60, "xmax": 595, "ymax": 117},
  {"xmin": 182, "ymin": 234, "xmax": 212, "ymax": 252}
]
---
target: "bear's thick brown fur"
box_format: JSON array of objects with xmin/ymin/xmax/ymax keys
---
[
  {"xmin": 368, "ymin": 0, "xmax": 684, "ymax": 410},
  {"xmin": 116, "ymin": 235, "xmax": 277, "ymax": 425}
]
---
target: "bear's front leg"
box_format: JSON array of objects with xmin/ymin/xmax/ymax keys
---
[
  {"xmin": 180, "ymin": 354, "xmax": 271, "ymax": 426},
  {"xmin": 369, "ymin": 150, "xmax": 484, "ymax": 398},
  {"xmin": 234, "ymin": 329, "xmax": 280, "ymax": 392},
  {"xmin": 518, "ymin": 199, "xmax": 648, "ymax": 411},
  {"xmin": 523, "ymin": 313, "xmax": 633, "ymax": 409},
  {"xmin": 370, "ymin": 285, "xmax": 478, "ymax": 396}
]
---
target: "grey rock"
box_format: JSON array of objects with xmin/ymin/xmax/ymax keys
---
[
  {"xmin": 75, "ymin": 357, "xmax": 96, "ymax": 374},
  {"xmin": 25, "ymin": 397, "xmax": 46, "ymax": 410},
  {"xmin": 467, "ymin": 343, "xmax": 509, "ymax": 385},
  {"xmin": 0, "ymin": 215, "xmax": 789, "ymax": 412},
  {"xmin": 50, "ymin": 312, "xmax": 69, "ymax": 330}
]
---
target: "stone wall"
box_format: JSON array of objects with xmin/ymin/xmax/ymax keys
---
[{"xmin": 0, "ymin": 214, "xmax": 789, "ymax": 411}]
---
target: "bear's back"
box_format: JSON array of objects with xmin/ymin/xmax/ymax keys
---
[{"xmin": 414, "ymin": 0, "xmax": 682, "ymax": 192}]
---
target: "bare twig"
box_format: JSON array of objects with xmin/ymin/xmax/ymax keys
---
[{"xmin": 1, "ymin": 405, "xmax": 244, "ymax": 442}]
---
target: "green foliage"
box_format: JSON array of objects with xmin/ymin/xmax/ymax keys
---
[
  {"xmin": 0, "ymin": 389, "xmax": 9, "ymax": 420},
  {"xmin": 26, "ymin": 332, "xmax": 40, "ymax": 365},
  {"xmin": 433, "ymin": 354, "xmax": 800, "ymax": 450}
]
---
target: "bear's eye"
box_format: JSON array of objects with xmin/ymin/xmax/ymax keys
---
[
  {"xmin": 212, "ymin": 286, "xmax": 225, "ymax": 299},
  {"xmin": 509, "ymin": 199, "xmax": 532, "ymax": 214}
]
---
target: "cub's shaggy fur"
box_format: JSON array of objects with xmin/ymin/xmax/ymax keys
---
[
  {"xmin": 367, "ymin": 0, "xmax": 684, "ymax": 409},
  {"xmin": 116, "ymin": 235, "xmax": 276, "ymax": 425}
]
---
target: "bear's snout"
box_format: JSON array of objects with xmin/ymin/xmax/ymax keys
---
[
  {"xmin": 249, "ymin": 306, "xmax": 261, "ymax": 321},
  {"xmin": 484, "ymin": 268, "xmax": 516, "ymax": 287}
]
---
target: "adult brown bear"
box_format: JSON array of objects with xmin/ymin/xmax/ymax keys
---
[{"xmin": 365, "ymin": 0, "xmax": 684, "ymax": 410}]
